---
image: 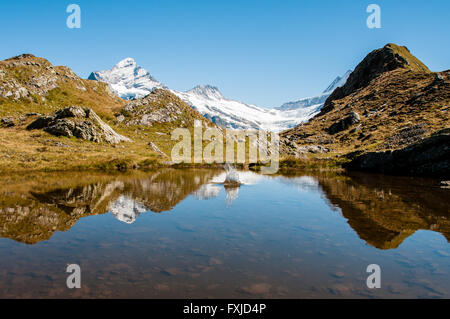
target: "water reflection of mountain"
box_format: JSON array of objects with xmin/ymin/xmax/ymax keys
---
[
  {"xmin": 0, "ymin": 170, "xmax": 448, "ymax": 248},
  {"xmin": 0, "ymin": 169, "xmax": 221, "ymax": 244},
  {"xmin": 109, "ymin": 195, "xmax": 149, "ymax": 224},
  {"xmin": 307, "ymin": 172, "xmax": 450, "ymax": 249}
]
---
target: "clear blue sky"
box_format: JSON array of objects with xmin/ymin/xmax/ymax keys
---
[{"xmin": 1, "ymin": 0, "xmax": 449, "ymax": 108}]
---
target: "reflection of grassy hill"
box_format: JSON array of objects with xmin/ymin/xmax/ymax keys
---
[
  {"xmin": 0, "ymin": 169, "xmax": 220, "ymax": 244},
  {"xmin": 113, "ymin": 169, "xmax": 221, "ymax": 212},
  {"xmin": 315, "ymin": 172, "xmax": 450, "ymax": 249},
  {"xmin": 0, "ymin": 54, "xmax": 213, "ymax": 172}
]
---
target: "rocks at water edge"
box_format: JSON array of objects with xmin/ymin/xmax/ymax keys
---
[
  {"xmin": 27, "ymin": 106, "xmax": 131, "ymax": 144},
  {"xmin": 344, "ymin": 129, "xmax": 450, "ymax": 178}
]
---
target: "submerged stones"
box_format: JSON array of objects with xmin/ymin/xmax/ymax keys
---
[{"xmin": 27, "ymin": 106, "xmax": 131, "ymax": 144}]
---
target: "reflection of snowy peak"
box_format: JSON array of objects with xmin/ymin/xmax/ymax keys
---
[
  {"xmin": 225, "ymin": 187, "xmax": 239, "ymax": 205},
  {"xmin": 193, "ymin": 184, "xmax": 221, "ymax": 200},
  {"xmin": 279, "ymin": 176, "xmax": 320, "ymax": 193},
  {"xmin": 109, "ymin": 195, "xmax": 149, "ymax": 224},
  {"xmin": 88, "ymin": 58, "xmax": 166, "ymax": 100},
  {"xmin": 88, "ymin": 58, "xmax": 352, "ymax": 131}
]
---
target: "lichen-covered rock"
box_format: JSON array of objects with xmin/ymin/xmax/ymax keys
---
[
  {"xmin": 280, "ymin": 137, "xmax": 330, "ymax": 158},
  {"xmin": 118, "ymin": 89, "xmax": 210, "ymax": 128},
  {"xmin": 328, "ymin": 111, "xmax": 360, "ymax": 134},
  {"xmin": 297, "ymin": 145, "xmax": 330, "ymax": 154},
  {"xmin": 148, "ymin": 141, "xmax": 167, "ymax": 157},
  {"xmin": 54, "ymin": 105, "xmax": 86, "ymax": 119},
  {"xmin": 0, "ymin": 117, "xmax": 15, "ymax": 127},
  {"xmin": 45, "ymin": 119, "xmax": 76, "ymax": 138},
  {"xmin": 27, "ymin": 106, "xmax": 131, "ymax": 144},
  {"xmin": 26, "ymin": 116, "xmax": 54, "ymax": 130}
]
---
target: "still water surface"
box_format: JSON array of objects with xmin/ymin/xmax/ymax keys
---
[{"xmin": 0, "ymin": 169, "xmax": 448, "ymax": 298}]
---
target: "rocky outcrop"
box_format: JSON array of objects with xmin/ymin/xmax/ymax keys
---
[
  {"xmin": 119, "ymin": 89, "xmax": 210, "ymax": 128},
  {"xmin": 148, "ymin": 141, "xmax": 167, "ymax": 157},
  {"xmin": 320, "ymin": 43, "xmax": 430, "ymax": 115},
  {"xmin": 27, "ymin": 106, "xmax": 131, "ymax": 144},
  {"xmin": 280, "ymin": 137, "xmax": 330, "ymax": 158},
  {"xmin": 280, "ymin": 43, "xmax": 449, "ymax": 177},
  {"xmin": 382, "ymin": 124, "xmax": 428, "ymax": 149},
  {"xmin": 0, "ymin": 117, "xmax": 15, "ymax": 127},
  {"xmin": 0, "ymin": 53, "xmax": 124, "ymax": 110},
  {"xmin": 328, "ymin": 111, "xmax": 360, "ymax": 135},
  {"xmin": 344, "ymin": 130, "xmax": 450, "ymax": 178}
]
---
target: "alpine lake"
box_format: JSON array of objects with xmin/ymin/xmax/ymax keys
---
[{"xmin": 0, "ymin": 168, "xmax": 448, "ymax": 298}]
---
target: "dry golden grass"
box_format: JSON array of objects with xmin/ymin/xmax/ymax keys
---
[
  {"xmin": 0, "ymin": 119, "xmax": 167, "ymax": 173},
  {"xmin": 282, "ymin": 69, "xmax": 450, "ymax": 157}
]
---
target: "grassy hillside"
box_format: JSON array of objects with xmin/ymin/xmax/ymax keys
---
[
  {"xmin": 280, "ymin": 44, "xmax": 450, "ymax": 170},
  {"xmin": 0, "ymin": 54, "xmax": 215, "ymax": 172}
]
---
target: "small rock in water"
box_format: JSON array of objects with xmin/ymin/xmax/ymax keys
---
[
  {"xmin": 224, "ymin": 165, "xmax": 241, "ymax": 186},
  {"xmin": 330, "ymin": 272, "xmax": 345, "ymax": 279},
  {"xmin": 435, "ymin": 250, "xmax": 450, "ymax": 257},
  {"xmin": 440, "ymin": 181, "xmax": 450, "ymax": 188},
  {"xmin": 208, "ymin": 258, "xmax": 223, "ymax": 266},
  {"xmin": 240, "ymin": 283, "xmax": 271, "ymax": 295}
]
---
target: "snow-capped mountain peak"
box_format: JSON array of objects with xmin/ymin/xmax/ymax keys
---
[
  {"xmin": 114, "ymin": 57, "xmax": 137, "ymax": 69},
  {"xmin": 187, "ymin": 85, "xmax": 224, "ymax": 100},
  {"xmin": 276, "ymin": 70, "xmax": 352, "ymax": 114},
  {"xmin": 88, "ymin": 58, "xmax": 353, "ymax": 131},
  {"xmin": 88, "ymin": 58, "xmax": 166, "ymax": 100},
  {"xmin": 323, "ymin": 70, "xmax": 352, "ymax": 93}
]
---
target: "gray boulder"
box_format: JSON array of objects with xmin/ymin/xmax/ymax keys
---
[
  {"xmin": 26, "ymin": 116, "xmax": 54, "ymax": 130},
  {"xmin": 148, "ymin": 141, "xmax": 167, "ymax": 157},
  {"xmin": 297, "ymin": 145, "xmax": 330, "ymax": 154},
  {"xmin": 329, "ymin": 111, "xmax": 361, "ymax": 135},
  {"xmin": 0, "ymin": 117, "xmax": 15, "ymax": 127},
  {"xmin": 27, "ymin": 106, "xmax": 131, "ymax": 144}
]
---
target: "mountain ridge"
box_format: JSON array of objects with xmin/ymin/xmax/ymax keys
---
[
  {"xmin": 319, "ymin": 44, "xmax": 431, "ymax": 116},
  {"xmin": 88, "ymin": 57, "xmax": 166, "ymax": 100},
  {"xmin": 88, "ymin": 58, "xmax": 350, "ymax": 131},
  {"xmin": 280, "ymin": 43, "xmax": 449, "ymax": 177},
  {"xmin": 0, "ymin": 54, "xmax": 213, "ymax": 172}
]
